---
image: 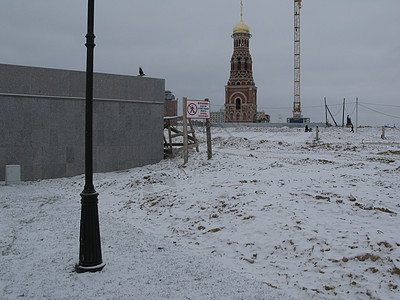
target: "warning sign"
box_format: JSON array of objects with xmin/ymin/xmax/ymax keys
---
[
  {"xmin": 186, "ymin": 100, "xmax": 210, "ymax": 119},
  {"xmin": 187, "ymin": 102, "xmax": 198, "ymax": 116}
]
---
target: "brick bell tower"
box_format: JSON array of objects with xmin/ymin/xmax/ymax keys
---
[{"xmin": 225, "ymin": 0, "xmax": 257, "ymax": 123}]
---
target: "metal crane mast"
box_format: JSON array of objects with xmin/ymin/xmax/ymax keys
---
[{"xmin": 293, "ymin": 0, "xmax": 302, "ymax": 120}]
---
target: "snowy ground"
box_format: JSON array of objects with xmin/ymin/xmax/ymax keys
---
[{"xmin": 1, "ymin": 126, "xmax": 399, "ymax": 299}]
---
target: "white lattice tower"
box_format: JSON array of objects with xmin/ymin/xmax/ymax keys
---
[{"xmin": 293, "ymin": 0, "xmax": 302, "ymax": 119}]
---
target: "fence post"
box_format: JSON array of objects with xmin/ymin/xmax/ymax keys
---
[{"xmin": 381, "ymin": 127, "xmax": 386, "ymax": 139}]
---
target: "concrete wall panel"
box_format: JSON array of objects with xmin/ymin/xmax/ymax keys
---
[{"xmin": 0, "ymin": 64, "xmax": 164, "ymax": 181}]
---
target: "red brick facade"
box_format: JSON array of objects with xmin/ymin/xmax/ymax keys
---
[
  {"xmin": 164, "ymin": 90, "xmax": 177, "ymax": 117},
  {"xmin": 225, "ymin": 29, "xmax": 257, "ymax": 123}
]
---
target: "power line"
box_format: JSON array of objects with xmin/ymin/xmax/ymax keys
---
[
  {"xmin": 359, "ymin": 104, "xmax": 400, "ymax": 119},
  {"xmin": 258, "ymin": 104, "xmax": 338, "ymax": 110},
  {"xmin": 211, "ymin": 101, "xmax": 399, "ymax": 117},
  {"xmin": 257, "ymin": 106, "xmax": 292, "ymax": 110},
  {"xmin": 359, "ymin": 102, "xmax": 400, "ymax": 108},
  {"xmin": 346, "ymin": 103, "xmax": 356, "ymax": 116}
]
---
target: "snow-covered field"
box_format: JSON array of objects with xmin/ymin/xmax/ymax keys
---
[{"xmin": 1, "ymin": 126, "xmax": 399, "ymax": 299}]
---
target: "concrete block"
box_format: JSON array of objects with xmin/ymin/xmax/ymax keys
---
[
  {"xmin": 5, "ymin": 165, "xmax": 21, "ymax": 185},
  {"xmin": 0, "ymin": 63, "xmax": 164, "ymax": 181}
]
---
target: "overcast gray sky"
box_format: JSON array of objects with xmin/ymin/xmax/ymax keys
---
[{"xmin": 1, "ymin": 0, "xmax": 399, "ymax": 126}]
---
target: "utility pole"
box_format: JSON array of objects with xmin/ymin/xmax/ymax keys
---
[
  {"xmin": 342, "ymin": 98, "xmax": 345, "ymax": 127},
  {"xmin": 324, "ymin": 97, "xmax": 328, "ymax": 126},
  {"xmin": 356, "ymin": 97, "xmax": 358, "ymax": 133},
  {"xmin": 325, "ymin": 98, "xmax": 338, "ymax": 127}
]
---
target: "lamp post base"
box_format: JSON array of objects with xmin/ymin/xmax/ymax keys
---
[
  {"xmin": 77, "ymin": 189, "xmax": 104, "ymax": 273},
  {"xmin": 75, "ymin": 262, "xmax": 106, "ymax": 273}
]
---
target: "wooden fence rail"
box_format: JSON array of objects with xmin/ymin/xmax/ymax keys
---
[{"xmin": 163, "ymin": 116, "xmax": 199, "ymax": 158}]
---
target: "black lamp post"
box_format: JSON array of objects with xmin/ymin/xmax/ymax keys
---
[{"xmin": 75, "ymin": 0, "xmax": 105, "ymax": 273}]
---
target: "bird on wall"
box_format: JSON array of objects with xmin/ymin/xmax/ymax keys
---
[{"xmin": 138, "ymin": 67, "xmax": 145, "ymax": 76}]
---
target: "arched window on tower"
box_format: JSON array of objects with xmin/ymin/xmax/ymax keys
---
[
  {"xmin": 237, "ymin": 58, "xmax": 241, "ymax": 71},
  {"xmin": 236, "ymin": 98, "xmax": 241, "ymax": 110},
  {"xmin": 244, "ymin": 59, "xmax": 248, "ymax": 71}
]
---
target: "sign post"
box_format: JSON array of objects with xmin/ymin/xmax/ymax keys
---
[
  {"xmin": 205, "ymin": 98, "xmax": 212, "ymax": 160},
  {"xmin": 183, "ymin": 97, "xmax": 188, "ymax": 164},
  {"xmin": 183, "ymin": 97, "xmax": 211, "ymax": 164}
]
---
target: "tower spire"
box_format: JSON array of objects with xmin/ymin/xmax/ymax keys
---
[{"xmin": 240, "ymin": 0, "xmax": 243, "ymax": 21}]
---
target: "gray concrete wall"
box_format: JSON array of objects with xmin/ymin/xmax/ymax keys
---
[{"xmin": 0, "ymin": 63, "xmax": 164, "ymax": 181}]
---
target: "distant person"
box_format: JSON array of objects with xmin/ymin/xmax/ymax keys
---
[
  {"xmin": 351, "ymin": 125, "xmax": 354, "ymax": 133},
  {"xmin": 305, "ymin": 125, "xmax": 309, "ymax": 132}
]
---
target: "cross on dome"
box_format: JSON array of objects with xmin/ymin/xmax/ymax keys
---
[{"xmin": 233, "ymin": 0, "xmax": 250, "ymax": 34}]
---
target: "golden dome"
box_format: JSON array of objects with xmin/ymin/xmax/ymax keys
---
[{"xmin": 233, "ymin": 19, "xmax": 250, "ymax": 34}]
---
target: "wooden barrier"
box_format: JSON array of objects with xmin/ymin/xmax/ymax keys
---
[
  {"xmin": 163, "ymin": 116, "xmax": 199, "ymax": 159},
  {"xmin": 163, "ymin": 97, "xmax": 212, "ymax": 164}
]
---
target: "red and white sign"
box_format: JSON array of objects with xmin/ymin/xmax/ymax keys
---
[{"xmin": 186, "ymin": 100, "xmax": 210, "ymax": 119}]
